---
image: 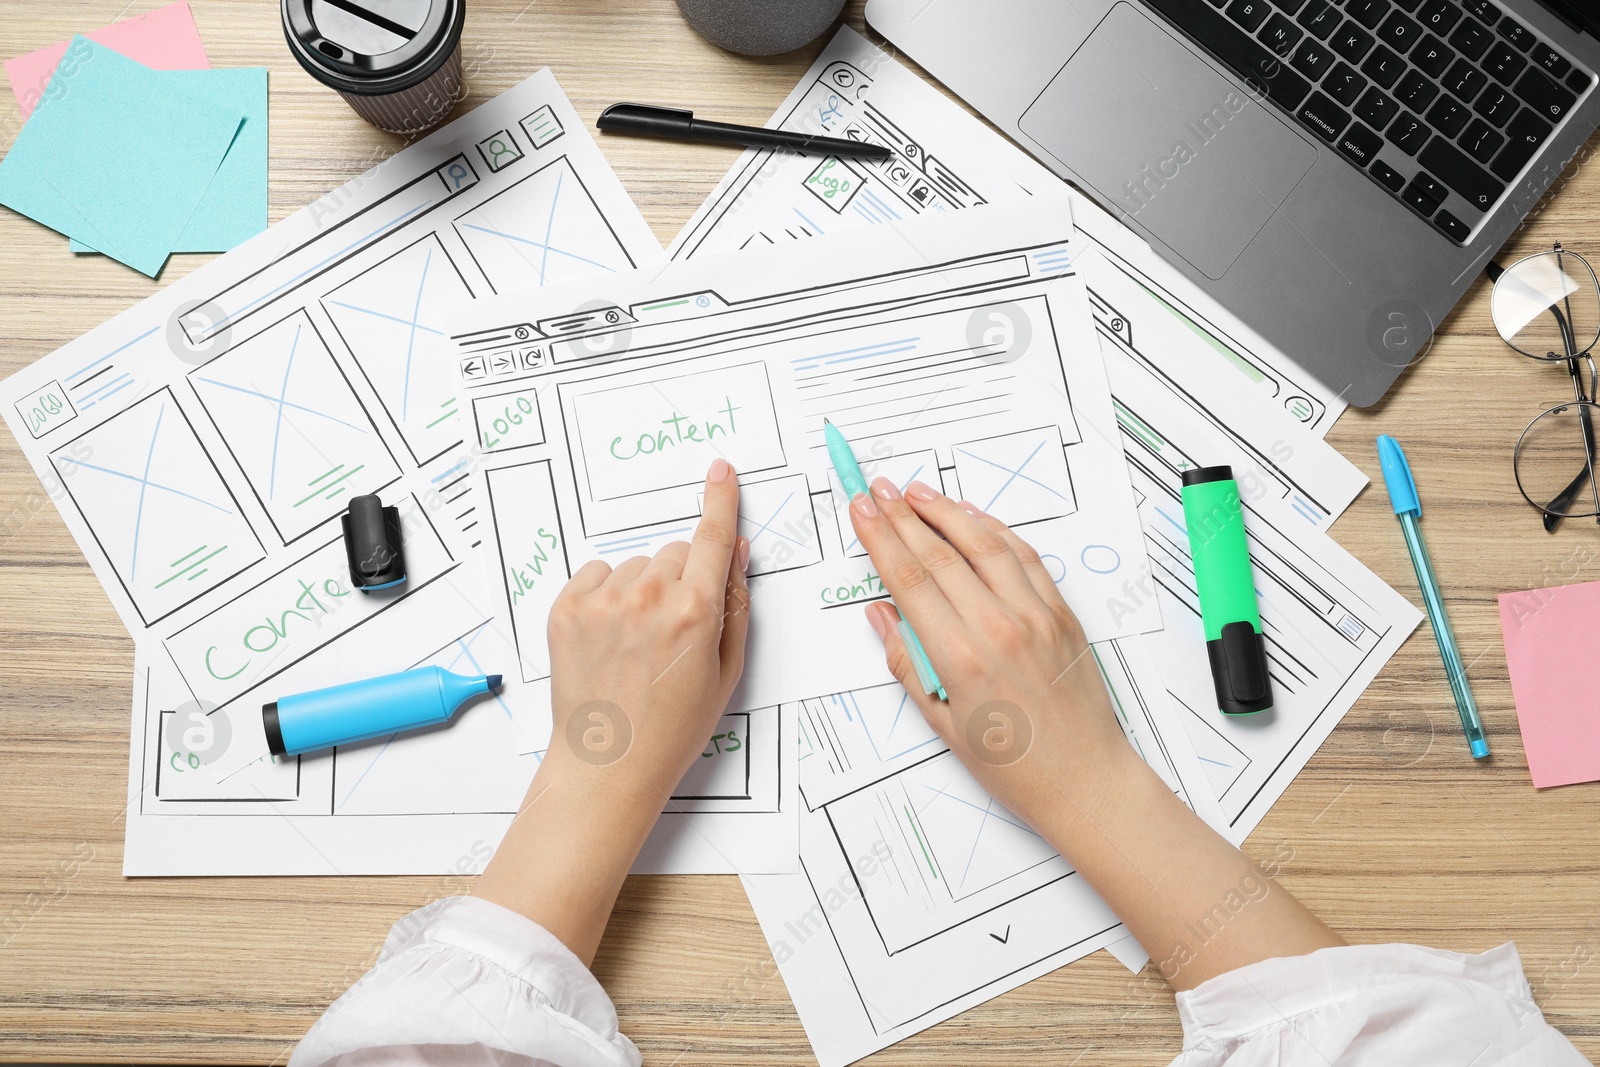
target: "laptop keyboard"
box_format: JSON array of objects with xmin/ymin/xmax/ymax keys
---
[{"xmin": 1143, "ymin": 0, "xmax": 1595, "ymax": 243}]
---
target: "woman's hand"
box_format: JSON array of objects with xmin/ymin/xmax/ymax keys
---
[
  {"xmin": 849, "ymin": 476, "xmax": 1344, "ymax": 988},
  {"xmin": 849, "ymin": 476, "xmax": 1139, "ymax": 833},
  {"xmin": 473, "ymin": 460, "xmax": 749, "ymax": 964},
  {"xmin": 541, "ymin": 457, "xmax": 750, "ymax": 804}
]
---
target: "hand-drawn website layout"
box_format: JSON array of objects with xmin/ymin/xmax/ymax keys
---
[
  {"xmin": 1083, "ymin": 258, "xmax": 1422, "ymax": 838},
  {"xmin": 128, "ymin": 649, "xmax": 798, "ymax": 875},
  {"xmin": 741, "ymin": 636, "xmax": 1221, "ymax": 1067},
  {"xmin": 447, "ymin": 206, "xmax": 1159, "ymax": 721},
  {"xmin": 669, "ymin": 26, "xmax": 1346, "ymax": 434},
  {"xmin": 667, "ymin": 24, "xmax": 1412, "ymax": 836},
  {"xmin": 1, "ymin": 71, "xmax": 796, "ymax": 875}
]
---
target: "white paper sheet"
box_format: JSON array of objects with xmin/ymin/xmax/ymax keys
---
[
  {"xmin": 666, "ymin": 23, "xmax": 1412, "ymax": 841},
  {"xmin": 664, "ymin": 33, "xmax": 1422, "ymax": 1063},
  {"xmin": 1082, "ymin": 257, "xmax": 1423, "ymax": 838},
  {"xmin": 729, "ymin": 267, "xmax": 1416, "ymax": 1057},
  {"xmin": 445, "ymin": 203, "xmax": 1160, "ymax": 728},
  {"xmin": 668, "ymin": 25, "xmax": 1346, "ymax": 435},
  {"xmin": 127, "ymin": 649, "xmax": 799, "ymax": 875},
  {"xmin": 743, "ymin": 635, "xmax": 1217, "ymax": 1067},
  {"xmin": 1079, "ymin": 252, "xmax": 1366, "ymax": 528},
  {"xmin": 1, "ymin": 69, "xmax": 796, "ymax": 875}
]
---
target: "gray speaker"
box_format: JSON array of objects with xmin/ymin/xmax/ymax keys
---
[{"xmin": 677, "ymin": 0, "xmax": 846, "ymax": 56}]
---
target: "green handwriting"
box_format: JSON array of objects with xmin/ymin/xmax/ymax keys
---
[
  {"xmin": 702, "ymin": 727, "xmax": 743, "ymax": 758},
  {"xmin": 609, "ymin": 396, "xmax": 742, "ymax": 461},
  {"xmin": 807, "ymin": 159, "xmax": 853, "ymax": 200},
  {"xmin": 509, "ymin": 526, "xmax": 561, "ymax": 606},
  {"xmin": 820, "ymin": 570, "xmax": 885, "ymax": 606},
  {"xmin": 203, "ymin": 576, "xmax": 352, "ymax": 681}
]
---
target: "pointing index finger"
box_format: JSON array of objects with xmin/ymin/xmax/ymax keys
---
[{"xmin": 685, "ymin": 458, "xmax": 740, "ymax": 591}]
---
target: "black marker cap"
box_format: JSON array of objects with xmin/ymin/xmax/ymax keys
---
[
  {"xmin": 342, "ymin": 494, "xmax": 406, "ymax": 591},
  {"xmin": 1182, "ymin": 464, "xmax": 1235, "ymax": 487},
  {"xmin": 263, "ymin": 702, "xmax": 287, "ymax": 758},
  {"xmin": 1205, "ymin": 621, "xmax": 1274, "ymax": 716}
]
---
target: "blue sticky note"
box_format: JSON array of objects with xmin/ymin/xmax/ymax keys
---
[
  {"xmin": 0, "ymin": 37, "xmax": 243, "ymax": 276},
  {"xmin": 71, "ymin": 67, "xmax": 268, "ymax": 255}
]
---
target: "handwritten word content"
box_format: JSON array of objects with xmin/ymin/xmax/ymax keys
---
[
  {"xmin": 571, "ymin": 362, "xmax": 786, "ymax": 500},
  {"xmin": 610, "ymin": 396, "xmax": 742, "ymax": 460}
]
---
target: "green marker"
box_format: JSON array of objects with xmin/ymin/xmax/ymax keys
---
[{"xmin": 1180, "ymin": 465, "xmax": 1273, "ymax": 716}]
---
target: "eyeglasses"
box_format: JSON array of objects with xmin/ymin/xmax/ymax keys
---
[{"xmin": 1488, "ymin": 244, "xmax": 1600, "ymax": 531}]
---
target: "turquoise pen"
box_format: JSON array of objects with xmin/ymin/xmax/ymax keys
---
[
  {"xmin": 824, "ymin": 419, "xmax": 947, "ymax": 701},
  {"xmin": 1376, "ymin": 434, "xmax": 1489, "ymax": 759}
]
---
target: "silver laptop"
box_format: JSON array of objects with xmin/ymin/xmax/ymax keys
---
[{"xmin": 867, "ymin": 0, "xmax": 1600, "ymax": 405}]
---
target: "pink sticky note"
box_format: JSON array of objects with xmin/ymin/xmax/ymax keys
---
[
  {"xmin": 1499, "ymin": 579, "xmax": 1600, "ymax": 789},
  {"xmin": 5, "ymin": 1, "xmax": 209, "ymax": 118}
]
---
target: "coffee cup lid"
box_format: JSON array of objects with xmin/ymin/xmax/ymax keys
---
[{"xmin": 282, "ymin": 0, "xmax": 464, "ymax": 96}]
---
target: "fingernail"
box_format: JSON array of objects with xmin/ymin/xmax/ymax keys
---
[
  {"xmin": 866, "ymin": 602, "xmax": 890, "ymax": 638},
  {"xmin": 959, "ymin": 500, "xmax": 982, "ymax": 516},
  {"xmin": 736, "ymin": 536, "xmax": 751, "ymax": 573},
  {"xmin": 906, "ymin": 480, "xmax": 939, "ymax": 502},
  {"xmin": 871, "ymin": 477, "xmax": 900, "ymax": 502},
  {"xmin": 852, "ymin": 491, "xmax": 879, "ymax": 519},
  {"xmin": 708, "ymin": 458, "xmax": 732, "ymax": 482}
]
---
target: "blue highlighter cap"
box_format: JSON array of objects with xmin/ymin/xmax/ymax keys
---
[{"xmin": 1376, "ymin": 434, "xmax": 1421, "ymax": 517}]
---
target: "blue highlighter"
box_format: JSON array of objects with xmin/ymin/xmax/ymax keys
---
[{"xmin": 264, "ymin": 666, "xmax": 501, "ymax": 756}]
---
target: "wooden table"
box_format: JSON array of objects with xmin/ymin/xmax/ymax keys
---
[{"xmin": 2, "ymin": 1, "xmax": 1599, "ymax": 1062}]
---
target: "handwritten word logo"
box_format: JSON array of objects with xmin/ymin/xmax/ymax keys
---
[{"xmin": 565, "ymin": 699, "xmax": 632, "ymax": 766}]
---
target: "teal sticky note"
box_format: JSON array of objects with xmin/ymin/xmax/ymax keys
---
[
  {"xmin": 70, "ymin": 67, "xmax": 268, "ymax": 255},
  {"xmin": 0, "ymin": 37, "xmax": 243, "ymax": 276}
]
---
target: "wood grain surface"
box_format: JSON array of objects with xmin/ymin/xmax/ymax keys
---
[{"xmin": 2, "ymin": 1, "xmax": 1599, "ymax": 1062}]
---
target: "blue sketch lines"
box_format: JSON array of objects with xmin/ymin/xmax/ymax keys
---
[
  {"xmin": 338, "ymin": 621, "xmax": 514, "ymax": 813},
  {"xmin": 830, "ymin": 686, "xmax": 940, "ymax": 764},
  {"xmin": 921, "ymin": 786, "xmax": 1039, "ymax": 896},
  {"xmin": 52, "ymin": 389, "xmax": 263, "ymax": 623},
  {"xmin": 267, "ymin": 326, "xmax": 302, "ymax": 499},
  {"xmin": 1179, "ymin": 700, "xmax": 1251, "ymax": 798},
  {"xmin": 953, "ymin": 428, "xmax": 1076, "ymax": 526},
  {"xmin": 594, "ymin": 525, "xmax": 693, "ymax": 556},
  {"xmin": 191, "ymin": 312, "xmax": 398, "ymax": 543},
  {"xmin": 64, "ymin": 324, "xmax": 160, "ymax": 411},
  {"xmin": 831, "ymin": 449, "xmax": 938, "ymax": 558},
  {"xmin": 1030, "ymin": 245, "xmax": 1073, "ymax": 276},
  {"xmin": 323, "ymin": 234, "xmax": 473, "ymax": 465},
  {"xmin": 908, "ymin": 761, "xmax": 1058, "ymax": 900},
  {"xmin": 335, "ymin": 620, "xmax": 534, "ymax": 817},
  {"xmin": 734, "ymin": 474, "xmax": 821, "ymax": 575},
  {"xmin": 791, "ymin": 336, "xmax": 920, "ymax": 375},
  {"xmin": 331, "ymin": 250, "xmax": 434, "ymax": 420},
  {"xmin": 130, "ymin": 402, "xmax": 167, "ymax": 581},
  {"xmin": 454, "ymin": 159, "xmax": 635, "ymax": 294}
]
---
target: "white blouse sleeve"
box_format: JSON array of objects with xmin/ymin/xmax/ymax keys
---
[
  {"xmin": 290, "ymin": 895, "xmax": 641, "ymax": 1067},
  {"xmin": 1170, "ymin": 942, "xmax": 1590, "ymax": 1066}
]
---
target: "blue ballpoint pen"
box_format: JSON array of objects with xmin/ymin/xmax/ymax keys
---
[
  {"xmin": 823, "ymin": 419, "xmax": 948, "ymax": 701},
  {"xmin": 1376, "ymin": 434, "xmax": 1489, "ymax": 759}
]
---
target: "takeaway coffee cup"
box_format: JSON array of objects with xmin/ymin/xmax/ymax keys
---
[{"xmin": 282, "ymin": 0, "xmax": 466, "ymax": 135}]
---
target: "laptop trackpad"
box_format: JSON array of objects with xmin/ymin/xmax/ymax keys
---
[{"xmin": 1019, "ymin": 2, "xmax": 1315, "ymax": 280}]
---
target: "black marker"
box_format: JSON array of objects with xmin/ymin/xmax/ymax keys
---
[{"xmin": 598, "ymin": 103, "xmax": 893, "ymax": 161}]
